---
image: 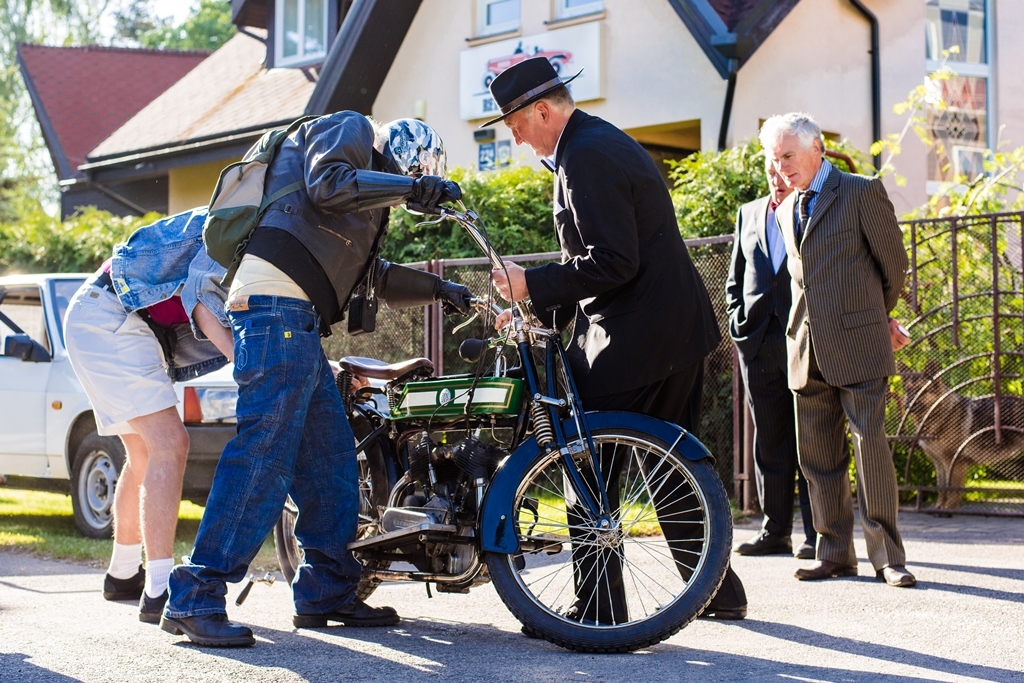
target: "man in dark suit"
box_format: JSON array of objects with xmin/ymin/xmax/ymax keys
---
[
  {"xmin": 485, "ymin": 57, "xmax": 747, "ymax": 621},
  {"xmin": 761, "ymin": 112, "xmax": 916, "ymax": 587},
  {"xmin": 726, "ymin": 160, "xmax": 816, "ymax": 559}
]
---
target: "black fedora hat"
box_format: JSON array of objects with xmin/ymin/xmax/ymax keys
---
[{"xmin": 481, "ymin": 56, "xmax": 582, "ymax": 127}]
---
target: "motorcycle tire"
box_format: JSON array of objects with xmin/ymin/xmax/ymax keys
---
[
  {"xmin": 273, "ymin": 412, "xmax": 394, "ymax": 598},
  {"xmin": 485, "ymin": 425, "xmax": 732, "ymax": 653}
]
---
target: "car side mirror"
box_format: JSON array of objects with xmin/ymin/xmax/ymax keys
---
[{"xmin": 4, "ymin": 333, "xmax": 51, "ymax": 362}]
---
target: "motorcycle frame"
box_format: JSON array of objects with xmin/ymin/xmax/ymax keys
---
[{"xmin": 348, "ymin": 207, "xmax": 714, "ymax": 560}]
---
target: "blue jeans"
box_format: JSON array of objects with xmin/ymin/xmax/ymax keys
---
[{"xmin": 166, "ymin": 296, "xmax": 362, "ymax": 617}]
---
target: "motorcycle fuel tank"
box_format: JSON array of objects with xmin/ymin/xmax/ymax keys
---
[{"xmin": 391, "ymin": 376, "xmax": 524, "ymax": 419}]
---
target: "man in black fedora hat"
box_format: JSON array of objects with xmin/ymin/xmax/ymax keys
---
[{"xmin": 488, "ymin": 57, "xmax": 748, "ymax": 624}]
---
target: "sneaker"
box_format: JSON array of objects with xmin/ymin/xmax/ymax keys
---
[
  {"xmin": 103, "ymin": 566, "xmax": 145, "ymax": 601},
  {"xmin": 139, "ymin": 590, "xmax": 168, "ymax": 624}
]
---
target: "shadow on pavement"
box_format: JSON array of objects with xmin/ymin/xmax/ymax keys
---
[
  {"xmin": 0, "ymin": 653, "xmax": 84, "ymax": 683},
  {"xmin": 907, "ymin": 559, "xmax": 1024, "ymax": 582},
  {"xmin": 732, "ymin": 619, "xmax": 1022, "ymax": 683},
  {"xmin": 159, "ymin": 615, "xmax": 1008, "ymax": 683}
]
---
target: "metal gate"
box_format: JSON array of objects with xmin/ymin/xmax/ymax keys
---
[{"xmin": 890, "ymin": 211, "xmax": 1023, "ymax": 515}]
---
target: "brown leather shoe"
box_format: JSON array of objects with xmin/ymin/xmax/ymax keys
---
[
  {"xmin": 794, "ymin": 560, "xmax": 857, "ymax": 581},
  {"xmin": 876, "ymin": 565, "xmax": 917, "ymax": 587}
]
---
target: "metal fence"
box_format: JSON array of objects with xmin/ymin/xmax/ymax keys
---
[
  {"xmin": 321, "ymin": 237, "xmax": 740, "ymax": 493},
  {"xmin": 321, "ymin": 212, "xmax": 1024, "ymax": 516}
]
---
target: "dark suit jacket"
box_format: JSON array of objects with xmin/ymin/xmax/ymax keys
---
[
  {"xmin": 725, "ymin": 196, "xmax": 792, "ymax": 359},
  {"xmin": 525, "ymin": 109, "xmax": 721, "ymax": 397},
  {"xmin": 776, "ymin": 164, "xmax": 908, "ymax": 390}
]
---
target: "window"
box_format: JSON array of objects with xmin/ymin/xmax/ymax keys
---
[
  {"xmin": 0, "ymin": 287, "xmax": 49, "ymax": 357},
  {"xmin": 477, "ymin": 0, "xmax": 520, "ymax": 37},
  {"xmin": 924, "ymin": 0, "xmax": 992, "ymax": 189},
  {"xmin": 275, "ymin": 0, "xmax": 328, "ymax": 67},
  {"xmin": 555, "ymin": 0, "xmax": 603, "ymax": 21}
]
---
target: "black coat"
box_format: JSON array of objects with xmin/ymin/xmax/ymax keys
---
[
  {"xmin": 525, "ymin": 110, "xmax": 720, "ymax": 398},
  {"xmin": 725, "ymin": 196, "xmax": 792, "ymax": 359}
]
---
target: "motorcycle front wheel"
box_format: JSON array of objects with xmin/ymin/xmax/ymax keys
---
[{"xmin": 485, "ymin": 425, "xmax": 731, "ymax": 653}]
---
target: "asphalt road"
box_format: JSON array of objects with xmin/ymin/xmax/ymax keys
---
[{"xmin": 2, "ymin": 513, "xmax": 1022, "ymax": 683}]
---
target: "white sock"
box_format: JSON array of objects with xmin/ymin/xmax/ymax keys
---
[
  {"xmin": 108, "ymin": 543, "xmax": 143, "ymax": 579},
  {"xmin": 145, "ymin": 557, "xmax": 174, "ymax": 598}
]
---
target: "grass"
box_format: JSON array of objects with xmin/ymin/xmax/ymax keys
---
[{"xmin": 0, "ymin": 488, "xmax": 280, "ymax": 572}]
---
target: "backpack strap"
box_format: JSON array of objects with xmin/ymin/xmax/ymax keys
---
[{"xmin": 260, "ymin": 180, "xmax": 305, "ymax": 211}]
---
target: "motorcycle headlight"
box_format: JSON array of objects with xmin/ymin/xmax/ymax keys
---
[{"xmin": 183, "ymin": 386, "xmax": 237, "ymax": 424}]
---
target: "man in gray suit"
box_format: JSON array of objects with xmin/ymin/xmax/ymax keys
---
[
  {"xmin": 760, "ymin": 112, "xmax": 916, "ymax": 588},
  {"xmin": 726, "ymin": 160, "xmax": 816, "ymax": 560}
]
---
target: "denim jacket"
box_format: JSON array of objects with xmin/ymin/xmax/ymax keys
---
[{"xmin": 110, "ymin": 207, "xmax": 230, "ymax": 381}]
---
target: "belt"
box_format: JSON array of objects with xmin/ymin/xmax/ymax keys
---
[{"xmin": 88, "ymin": 269, "xmax": 115, "ymax": 294}]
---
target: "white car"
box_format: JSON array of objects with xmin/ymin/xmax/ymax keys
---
[{"xmin": 0, "ymin": 273, "xmax": 237, "ymax": 538}]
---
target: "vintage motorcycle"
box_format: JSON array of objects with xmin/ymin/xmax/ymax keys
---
[{"xmin": 273, "ymin": 206, "xmax": 732, "ymax": 653}]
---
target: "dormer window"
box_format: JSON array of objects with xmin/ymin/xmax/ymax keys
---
[{"xmin": 275, "ymin": 0, "xmax": 328, "ymax": 67}]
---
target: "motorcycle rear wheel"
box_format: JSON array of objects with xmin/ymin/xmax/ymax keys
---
[
  {"xmin": 273, "ymin": 413, "xmax": 394, "ymax": 598},
  {"xmin": 486, "ymin": 426, "xmax": 731, "ymax": 653}
]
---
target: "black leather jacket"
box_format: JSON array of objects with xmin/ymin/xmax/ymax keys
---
[{"xmin": 257, "ymin": 111, "xmax": 436, "ymax": 324}]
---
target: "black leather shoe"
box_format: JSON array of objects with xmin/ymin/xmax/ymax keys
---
[
  {"xmin": 160, "ymin": 613, "xmax": 255, "ymax": 647},
  {"xmin": 103, "ymin": 567, "xmax": 145, "ymax": 601},
  {"xmin": 734, "ymin": 531, "xmax": 792, "ymax": 556},
  {"xmin": 698, "ymin": 598, "xmax": 747, "ymax": 620},
  {"xmin": 876, "ymin": 565, "xmax": 917, "ymax": 587},
  {"xmin": 794, "ymin": 560, "xmax": 857, "ymax": 581},
  {"xmin": 139, "ymin": 591, "xmax": 167, "ymax": 624},
  {"xmin": 293, "ymin": 599, "xmax": 400, "ymax": 628},
  {"xmin": 794, "ymin": 540, "xmax": 816, "ymax": 560}
]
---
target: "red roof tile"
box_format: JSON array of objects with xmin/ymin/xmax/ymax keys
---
[
  {"xmin": 90, "ymin": 30, "xmax": 316, "ymax": 162},
  {"xmin": 18, "ymin": 44, "xmax": 208, "ymax": 178}
]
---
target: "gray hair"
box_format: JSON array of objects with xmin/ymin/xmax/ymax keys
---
[{"xmin": 759, "ymin": 113, "xmax": 823, "ymax": 151}]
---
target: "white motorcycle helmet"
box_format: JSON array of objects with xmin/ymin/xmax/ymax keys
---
[{"xmin": 374, "ymin": 118, "xmax": 447, "ymax": 178}]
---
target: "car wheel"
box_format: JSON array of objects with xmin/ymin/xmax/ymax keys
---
[{"xmin": 70, "ymin": 432, "xmax": 125, "ymax": 539}]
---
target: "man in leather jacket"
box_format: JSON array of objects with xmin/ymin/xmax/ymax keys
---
[{"xmin": 162, "ymin": 113, "xmax": 469, "ymax": 647}]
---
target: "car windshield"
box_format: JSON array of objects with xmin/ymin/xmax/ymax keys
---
[{"xmin": 50, "ymin": 278, "xmax": 85, "ymax": 348}]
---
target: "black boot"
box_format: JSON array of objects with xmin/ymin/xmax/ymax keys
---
[{"xmin": 160, "ymin": 613, "xmax": 255, "ymax": 647}]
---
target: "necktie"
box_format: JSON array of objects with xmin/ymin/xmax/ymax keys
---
[{"xmin": 796, "ymin": 190, "xmax": 816, "ymax": 243}]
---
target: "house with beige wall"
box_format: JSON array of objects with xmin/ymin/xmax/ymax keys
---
[{"xmin": 21, "ymin": 0, "xmax": 1022, "ymax": 220}]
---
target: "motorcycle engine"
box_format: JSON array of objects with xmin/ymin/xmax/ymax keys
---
[{"xmin": 388, "ymin": 431, "xmax": 506, "ymax": 582}]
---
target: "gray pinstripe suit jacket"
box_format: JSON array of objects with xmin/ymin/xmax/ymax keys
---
[{"xmin": 776, "ymin": 165, "xmax": 908, "ymax": 391}]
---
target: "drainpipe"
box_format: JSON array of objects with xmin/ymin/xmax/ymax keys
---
[
  {"xmin": 718, "ymin": 59, "xmax": 738, "ymax": 151},
  {"xmin": 846, "ymin": 0, "xmax": 881, "ymax": 170}
]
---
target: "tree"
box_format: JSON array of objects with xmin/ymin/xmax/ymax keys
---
[
  {"xmin": 135, "ymin": 0, "xmax": 236, "ymax": 51},
  {"xmin": 1, "ymin": 1, "xmax": 112, "ymax": 219}
]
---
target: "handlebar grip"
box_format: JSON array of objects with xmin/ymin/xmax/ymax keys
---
[{"xmin": 459, "ymin": 338, "xmax": 486, "ymax": 363}]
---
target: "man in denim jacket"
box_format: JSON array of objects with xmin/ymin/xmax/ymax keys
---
[
  {"xmin": 162, "ymin": 114, "xmax": 468, "ymax": 647},
  {"xmin": 64, "ymin": 207, "xmax": 234, "ymax": 624}
]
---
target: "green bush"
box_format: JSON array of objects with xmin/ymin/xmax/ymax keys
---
[
  {"xmin": 667, "ymin": 139, "xmax": 768, "ymax": 239},
  {"xmin": 382, "ymin": 164, "xmax": 557, "ymax": 263},
  {"xmin": 0, "ymin": 206, "xmax": 158, "ymax": 275}
]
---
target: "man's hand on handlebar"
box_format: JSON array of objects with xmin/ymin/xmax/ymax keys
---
[
  {"xmin": 491, "ymin": 262, "xmax": 529, "ymax": 302},
  {"xmin": 408, "ymin": 176, "xmax": 462, "ymax": 214},
  {"xmin": 494, "ymin": 309, "xmax": 513, "ymax": 330},
  {"xmin": 435, "ymin": 279, "xmax": 473, "ymax": 315}
]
